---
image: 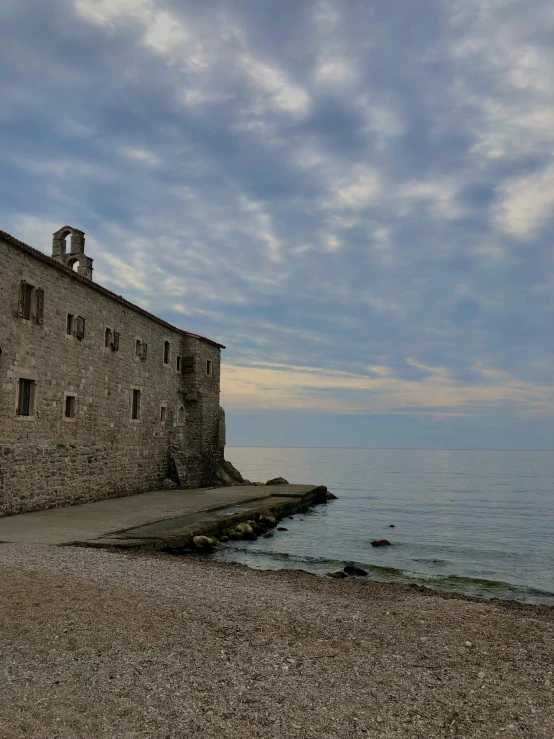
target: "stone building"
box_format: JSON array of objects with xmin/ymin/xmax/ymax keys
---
[{"xmin": 0, "ymin": 225, "xmax": 226, "ymax": 517}]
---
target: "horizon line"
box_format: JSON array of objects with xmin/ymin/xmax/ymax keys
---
[{"xmin": 226, "ymin": 446, "xmax": 554, "ymax": 452}]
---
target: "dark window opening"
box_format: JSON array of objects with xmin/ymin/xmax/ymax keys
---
[
  {"xmin": 164, "ymin": 341, "xmax": 170, "ymax": 364},
  {"xmin": 132, "ymin": 389, "xmax": 141, "ymax": 420},
  {"xmin": 135, "ymin": 339, "xmax": 142, "ymax": 357},
  {"xmin": 206, "ymin": 359, "xmax": 212, "ymax": 376},
  {"xmin": 65, "ymin": 395, "xmax": 76, "ymax": 419},
  {"xmin": 176, "ymin": 356, "xmax": 181, "ymax": 372},
  {"xmin": 66, "ymin": 314, "xmax": 74, "ymax": 335},
  {"xmin": 160, "ymin": 406, "xmax": 167, "ymax": 423},
  {"xmin": 17, "ymin": 378, "xmax": 34, "ymax": 417},
  {"xmin": 20, "ymin": 282, "xmax": 34, "ymax": 320}
]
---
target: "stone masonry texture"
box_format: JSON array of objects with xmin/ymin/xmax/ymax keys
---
[{"xmin": 0, "ymin": 227, "xmax": 226, "ymax": 516}]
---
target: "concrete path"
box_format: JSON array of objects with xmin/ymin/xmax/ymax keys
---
[{"xmin": 0, "ymin": 485, "xmax": 321, "ymax": 546}]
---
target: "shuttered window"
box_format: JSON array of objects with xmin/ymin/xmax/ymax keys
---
[
  {"xmin": 76, "ymin": 316, "xmax": 86, "ymax": 341},
  {"xmin": 181, "ymin": 356, "xmax": 195, "ymax": 374},
  {"xmin": 140, "ymin": 341, "xmax": 148, "ymax": 360},
  {"xmin": 35, "ymin": 288, "xmax": 44, "ymax": 325},
  {"xmin": 18, "ymin": 281, "xmax": 34, "ymax": 320}
]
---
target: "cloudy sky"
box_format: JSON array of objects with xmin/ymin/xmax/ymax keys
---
[{"xmin": 1, "ymin": 0, "xmax": 553, "ymax": 448}]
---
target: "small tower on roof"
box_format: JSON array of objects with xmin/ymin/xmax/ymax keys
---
[{"xmin": 51, "ymin": 226, "xmax": 94, "ymax": 280}]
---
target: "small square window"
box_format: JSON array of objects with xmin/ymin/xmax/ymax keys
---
[
  {"xmin": 132, "ymin": 389, "xmax": 141, "ymax": 420},
  {"xmin": 160, "ymin": 405, "xmax": 167, "ymax": 423},
  {"xmin": 164, "ymin": 341, "xmax": 171, "ymax": 365},
  {"xmin": 66, "ymin": 314, "xmax": 74, "ymax": 335},
  {"xmin": 206, "ymin": 359, "xmax": 212, "ymax": 376},
  {"xmin": 17, "ymin": 378, "xmax": 35, "ymax": 416},
  {"xmin": 105, "ymin": 327, "xmax": 113, "ymax": 347},
  {"xmin": 65, "ymin": 395, "xmax": 76, "ymax": 419}
]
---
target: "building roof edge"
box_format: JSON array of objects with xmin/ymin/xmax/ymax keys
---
[{"xmin": 0, "ymin": 228, "xmax": 226, "ymax": 349}]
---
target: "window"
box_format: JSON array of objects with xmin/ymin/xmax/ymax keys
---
[
  {"xmin": 20, "ymin": 281, "xmax": 34, "ymax": 320},
  {"xmin": 176, "ymin": 356, "xmax": 181, "ymax": 372},
  {"xmin": 18, "ymin": 282, "xmax": 44, "ymax": 324},
  {"xmin": 64, "ymin": 395, "xmax": 76, "ymax": 419},
  {"xmin": 163, "ymin": 341, "xmax": 171, "ymax": 365},
  {"xmin": 181, "ymin": 356, "xmax": 194, "ymax": 374},
  {"xmin": 177, "ymin": 406, "xmax": 185, "ymax": 425},
  {"xmin": 160, "ymin": 405, "xmax": 167, "ymax": 423},
  {"xmin": 76, "ymin": 315, "xmax": 86, "ymax": 341},
  {"xmin": 17, "ymin": 378, "xmax": 35, "ymax": 417},
  {"xmin": 206, "ymin": 359, "xmax": 212, "ymax": 376},
  {"xmin": 132, "ymin": 389, "xmax": 141, "ymax": 420},
  {"xmin": 105, "ymin": 329, "xmax": 120, "ymax": 351},
  {"xmin": 136, "ymin": 339, "xmax": 147, "ymax": 360},
  {"xmin": 66, "ymin": 314, "xmax": 74, "ymax": 336}
]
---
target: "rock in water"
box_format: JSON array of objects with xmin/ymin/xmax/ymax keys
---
[
  {"xmin": 258, "ymin": 514, "xmax": 278, "ymax": 529},
  {"xmin": 327, "ymin": 570, "xmax": 348, "ymax": 579},
  {"xmin": 371, "ymin": 539, "xmax": 392, "ymax": 547},
  {"xmin": 344, "ymin": 564, "xmax": 368, "ymax": 576},
  {"xmin": 192, "ymin": 536, "xmax": 215, "ymax": 553},
  {"xmin": 266, "ymin": 477, "xmax": 289, "ymax": 485},
  {"xmin": 325, "ymin": 490, "xmax": 338, "ymax": 500},
  {"xmin": 235, "ymin": 522, "xmax": 257, "ymax": 540},
  {"xmin": 276, "ymin": 527, "xmax": 288, "ymax": 532}
]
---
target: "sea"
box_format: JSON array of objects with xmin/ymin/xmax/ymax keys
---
[{"xmin": 214, "ymin": 447, "xmax": 554, "ymax": 606}]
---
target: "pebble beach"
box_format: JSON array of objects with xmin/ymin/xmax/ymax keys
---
[{"xmin": 1, "ymin": 543, "xmax": 553, "ymax": 738}]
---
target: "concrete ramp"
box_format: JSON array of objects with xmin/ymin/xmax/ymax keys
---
[{"xmin": 0, "ymin": 485, "xmax": 328, "ymax": 549}]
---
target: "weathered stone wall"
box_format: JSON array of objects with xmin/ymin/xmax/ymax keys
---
[{"xmin": 0, "ymin": 234, "xmax": 224, "ymax": 516}]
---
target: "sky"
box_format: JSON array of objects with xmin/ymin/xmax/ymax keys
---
[{"xmin": 1, "ymin": 0, "xmax": 553, "ymax": 449}]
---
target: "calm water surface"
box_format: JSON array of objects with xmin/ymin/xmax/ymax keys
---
[{"xmin": 214, "ymin": 448, "xmax": 554, "ymax": 605}]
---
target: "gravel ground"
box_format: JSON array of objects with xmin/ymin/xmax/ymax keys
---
[{"xmin": 0, "ymin": 544, "xmax": 553, "ymax": 739}]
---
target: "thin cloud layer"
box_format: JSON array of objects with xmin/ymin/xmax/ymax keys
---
[{"xmin": 1, "ymin": 0, "xmax": 553, "ymax": 443}]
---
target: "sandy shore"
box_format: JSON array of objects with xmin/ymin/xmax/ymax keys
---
[{"xmin": 0, "ymin": 544, "xmax": 552, "ymax": 738}]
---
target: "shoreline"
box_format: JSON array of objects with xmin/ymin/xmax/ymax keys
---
[{"xmin": 1, "ymin": 542, "xmax": 553, "ymax": 738}]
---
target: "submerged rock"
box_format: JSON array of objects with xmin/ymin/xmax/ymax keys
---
[
  {"xmin": 266, "ymin": 477, "xmax": 289, "ymax": 485},
  {"xmin": 276, "ymin": 527, "xmax": 288, "ymax": 532},
  {"xmin": 344, "ymin": 564, "xmax": 368, "ymax": 576},
  {"xmin": 371, "ymin": 539, "xmax": 392, "ymax": 548},
  {"xmin": 192, "ymin": 536, "xmax": 215, "ymax": 553},
  {"xmin": 327, "ymin": 570, "xmax": 348, "ymax": 579},
  {"xmin": 262, "ymin": 531, "xmax": 274, "ymax": 538}
]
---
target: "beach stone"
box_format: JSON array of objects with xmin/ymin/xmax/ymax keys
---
[
  {"xmin": 327, "ymin": 570, "xmax": 348, "ymax": 579},
  {"xmin": 371, "ymin": 539, "xmax": 392, "ymax": 547},
  {"xmin": 258, "ymin": 514, "xmax": 277, "ymax": 529},
  {"xmin": 266, "ymin": 477, "xmax": 289, "ymax": 485},
  {"xmin": 235, "ymin": 522, "xmax": 257, "ymax": 540},
  {"xmin": 226, "ymin": 530, "xmax": 243, "ymax": 541},
  {"xmin": 344, "ymin": 564, "xmax": 368, "ymax": 576},
  {"xmin": 389, "ymin": 524, "xmax": 395, "ymax": 528},
  {"xmin": 277, "ymin": 527, "xmax": 288, "ymax": 532},
  {"xmin": 192, "ymin": 536, "xmax": 215, "ymax": 553}
]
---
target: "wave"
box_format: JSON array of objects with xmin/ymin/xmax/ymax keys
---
[{"xmin": 214, "ymin": 546, "xmax": 554, "ymax": 606}]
